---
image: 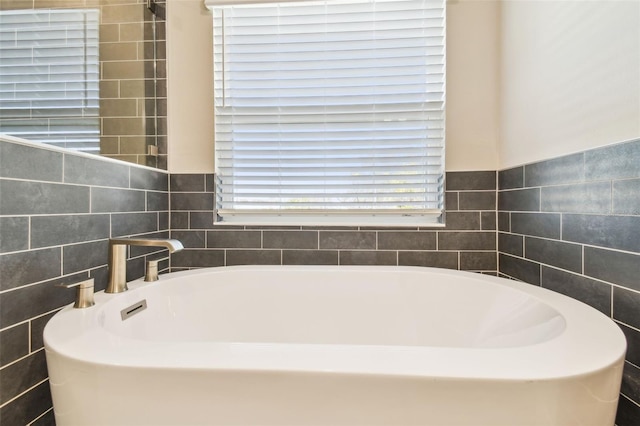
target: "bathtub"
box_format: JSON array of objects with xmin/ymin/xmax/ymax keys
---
[{"xmin": 44, "ymin": 265, "xmax": 626, "ymax": 425}]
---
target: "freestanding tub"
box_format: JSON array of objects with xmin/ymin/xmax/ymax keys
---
[{"xmin": 44, "ymin": 265, "xmax": 626, "ymax": 425}]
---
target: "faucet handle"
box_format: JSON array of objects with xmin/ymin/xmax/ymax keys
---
[
  {"xmin": 144, "ymin": 259, "xmax": 159, "ymax": 282},
  {"xmin": 57, "ymin": 278, "xmax": 95, "ymax": 309}
]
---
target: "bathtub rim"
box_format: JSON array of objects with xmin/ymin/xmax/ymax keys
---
[{"xmin": 44, "ymin": 265, "xmax": 627, "ymax": 382}]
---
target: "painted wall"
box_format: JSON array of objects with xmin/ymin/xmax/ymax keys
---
[
  {"xmin": 166, "ymin": 0, "xmax": 501, "ymax": 173},
  {"xmin": 499, "ymin": 0, "xmax": 640, "ymax": 169}
]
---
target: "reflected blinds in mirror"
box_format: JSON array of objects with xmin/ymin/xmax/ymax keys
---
[{"xmin": 0, "ymin": 9, "xmax": 100, "ymax": 154}]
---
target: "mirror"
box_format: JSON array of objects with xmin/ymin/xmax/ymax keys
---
[{"xmin": 0, "ymin": 0, "xmax": 167, "ymax": 170}]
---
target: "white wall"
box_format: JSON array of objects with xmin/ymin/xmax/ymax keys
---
[
  {"xmin": 166, "ymin": 0, "xmax": 215, "ymax": 173},
  {"xmin": 499, "ymin": 0, "xmax": 640, "ymax": 169},
  {"xmin": 166, "ymin": 0, "xmax": 501, "ymax": 173},
  {"xmin": 446, "ymin": 0, "xmax": 500, "ymax": 171}
]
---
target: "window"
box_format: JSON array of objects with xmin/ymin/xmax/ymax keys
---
[
  {"xmin": 210, "ymin": 0, "xmax": 445, "ymax": 225},
  {"xmin": 0, "ymin": 9, "xmax": 100, "ymax": 153}
]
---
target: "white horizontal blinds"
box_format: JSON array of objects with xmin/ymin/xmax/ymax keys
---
[
  {"xmin": 213, "ymin": 0, "xmax": 445, "ymax": 221},
  {"xmin": 0, "ymin": 9, "xmax": 100, "ymax": 153}
]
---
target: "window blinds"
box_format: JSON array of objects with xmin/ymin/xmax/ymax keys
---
[
  {"xmin": 213, "ymin": 0, "xmax": 445, "ymax": 225},
  {"xmin": 0, "ymin": 9, "xmax": 100, "ymax": 153}
]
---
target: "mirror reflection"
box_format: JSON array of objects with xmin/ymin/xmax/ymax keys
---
[{"xmin": 0, "ymin": 0, "xmax": 167, "ymax": 170}]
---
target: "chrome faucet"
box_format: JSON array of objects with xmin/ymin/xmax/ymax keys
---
[{"xmin": 106, "ymin": 238, "xmax": 184, "ymax": 293}]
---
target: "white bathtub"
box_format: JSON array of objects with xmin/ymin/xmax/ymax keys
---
[{"xmin": 44, "ymin": 265, "xmax": 626, "ymax": 426}]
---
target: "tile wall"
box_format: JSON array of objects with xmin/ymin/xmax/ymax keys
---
[
  {"xmin": 497, "ymin": 138, "xmax": 640, "ymax": 425},
  {"xmin": 168, "ymin": 171, "xmax": 498, "ymax": 271},
  {"xmin": 0, "ymin": 138, "xmax": 169, "ymax": 425},
  {"xmin": 4, "ymin": 136, "xmax": 640, "ymax": 425}
]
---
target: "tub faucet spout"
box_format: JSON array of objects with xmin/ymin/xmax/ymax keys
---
[{"xmin": 106, "ymin": 238, "xmax": 184, "ymax": 293}]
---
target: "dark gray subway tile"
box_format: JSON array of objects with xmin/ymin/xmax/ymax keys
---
[
  {"xmin": 621, "ymin": 362, "xmax": 640, "ymax": 406},
  {"xmin": 498, "ymin": 188, "xmax": 540, "ymax": 212},
  {"xmin": 30, "ymin": 408, "xmax": 55, "ymax": 426},
  {"xmin": 159, "ymin": 212, "xmax": 170, "ymax": 234},
  {"xmin": 0, "ymin": 273, "xmax": 84, "ymax": 328},
  {"xmin": 524, "ymin": 152, "xmax": 584, "ymax": 187},
  {"xmin": 378, "ymin": 231, "xmax": 436, "ymax": 250},
  {"xmin": 446, "ymin": 171, "xmax": 496, "ymax": 190},
  {"xmin": 619, "ymin": 324, "xmax": 640, "ymax": 369},
  {"xmin": 147, "ymin": 191, "xmax": 169, "ymax": 212},
  {"xmin": 263, "ymin": 231, "xmax": 318, "ymax": 249},
  {"xmin": 91, "ymin": 187, "xmax": 146, "ymax": 213},
  {"xmin": 125, "ymin": 256, "xmax": 145, "ymax": 282},
  {"xmin": 130, "ymin": 167, "xmax": 168, "ymax": 191},
  {"xmin": 614, "ymin": 287, "xmax": 640, "ymax": 330},
  {"xmin": 617, "ymin": 392, "xmax": 640, "ymax": 426},
  {"xmin": 585, "ymin": 139, "xmax": 640, "ymax": 181},
  {"xmin": 170, "ymin": 192, "xmax": 214, "ymax": 211},
  {"xmin": 0, "ymin": 180, "xmax": 90, "ymax": 215},
  {"xmin": 64, "ymin": 154, "xmax": 130, "ymax": 188},
  {"xmin": 0, "ymin": 248, "xmax": 61, "ymax": 292},
  {"xmin": 584, "ymin": 247, "xmax": 640, "ymax": 291},
  {"xmin": 63, "ymin": 240, "xmax": 109, "ymax": 275},
  {"xmin": 0, "ymin": 380, "xmax": 52, "ymax": 426},
  {"xmin": 170, "ymin": 212, "xmax": 190, "ymax": 229},
  {"xmin": 206, "ymin": 174, "xmax": 216, "ymax": 192},
  {"xmin": 460, "ymin": 251, "xmax": 496, "ymax": 271},
  {"xmin": 524, "ymin": 237, "xmax": 582, "ymax": 274},
  {"xmin": 30, "ymin": 311, "xmax": 57, "ymax": 353},
  {"xmin": 511, "ymin": 212, "xmax": 561, "ymax": 239},
  {"xmin": 541, "ymin": 182, "xmax": 612, "ymax": 214},
  {"xmin": 563, "ymin": 214, "xmax": 640, "ymax": 253},
  {"xmin": 498, "ymin": 166, "xmax": 524, "ymax": 190},
  {"xmin": 0, "ymin": 323, "xmax": 28, "ymax": 366},
  {"xmin": 169, "ymin": 230, "xmax": 206, "ymax": 249},
  {"xmin": 0, "ymin": 217, "xmax": 28, "ymax": 253},
  {"xmin": 398, "ymin": 251, "xmax": 458, "ymax": 269},
  {"xmin": 613, "ymin": 179, "xmax": 640, "ymax": 215},
  {"xmin": 498, "ymin": 253, "xmax": 540, "ymax": 285},
  {"xmin": 170, "ymin": 249, "xmax": 224, "ymax": 268},
  {"xmin": 541, "ymin": 267, "xmax": 611, "ymax": 315},
  {"xmin": 111, "ymin": 212, "xmax": 159, "ymax": 237},
  {"xmin": 207, "ymin": 230, "xmax": 261, "ymax": 248},
  {"xmin": 444, "ymin": 212, "xmax": 480, "ymax": 230},
  {"xmin": 339, "ymin": 251, "xmax": 397, "ymax": 266},
  {"xmin": 170, "ymin": 174, "xmax": 205, "ymax": 192},
  {"xmin": 438, "ymin": 232, "xmax": 495, "ymax": 250},
  {"xmin": 191, "ymin": 214, "xmax": 226, "ymax": 230},
  {"xmin": 0, "ymin": 141, "xmax": 63, "ymax": 182},
  {"xmin": 498, "ymin": 232, "xmax": 523, "ymax": 257},
  {"xmin": 0, "ymin": 349, "xmax": 48, "ymax": 405},
  {"xmin": 445, "ymin": 191, "xmax": 458, "ymax": 211},
  {"xmin": 498, "ymin": 212, "xmax": 510, "ymax": 232},
  {"xmin": 282, "ymin": 250, "xmax": 338, "ymax": 265},
  {"xmin": 31, "ymin": 214, "xmax": 110, "ymax": 249},
  {"xmin": 480, "ymin": 212, "xmax": 496, "ymax": 230},
  {"xmin": 319, "ymin": 231, "xmax": 376, "ymax": 250},
  {"xmin": 459, "ymin": 192, "xmax": 496, "ymax": 211},
  {"xmin": 226, "ymin": 249, "xmax": 281, "ymax": 266}
]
